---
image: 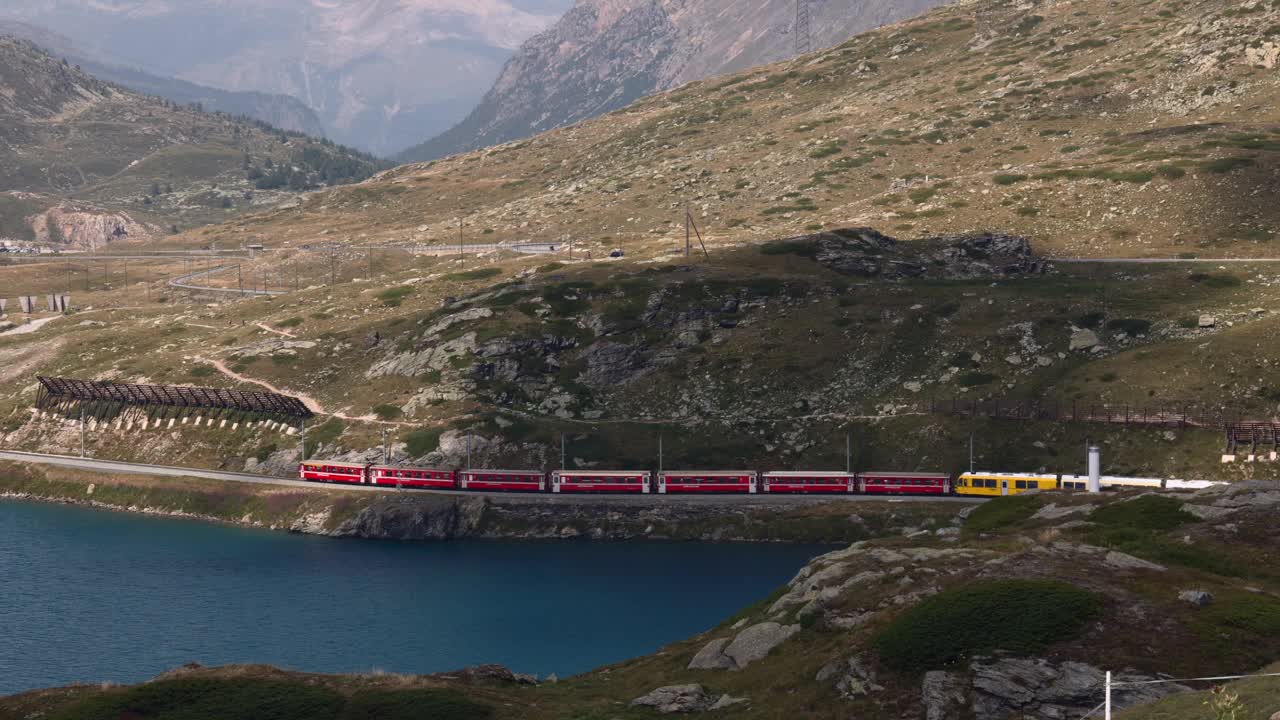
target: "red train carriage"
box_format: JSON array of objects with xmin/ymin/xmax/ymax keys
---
[
  {"xmin": 458, "ymin": 469, "xmax": 546, "ymax": 492},
  {"xmin": 552, "ymin": 470, "xmax": 651, "ymax": 494},
  {"xmin": 370, "ymin": 466, "xmax": 457, "ymax": 490},
  {"xmin": 761, "ymin": 471, "xmax": 856, "ymax": 494},
  {"xmin": 299, "ymin": 461, "xmax": 369, "ymax": 485},
  {"xmin": 859, "ymin": 472, "xmax": 951, "ymax": 495},
  {"xmin": 659, "ymin": 470, "xmax": 757, "ymax": 494}
]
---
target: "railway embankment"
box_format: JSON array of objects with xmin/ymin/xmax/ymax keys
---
[{"xmin": 0, "ymin": 461, "xmax": 966, "ymax": 543}]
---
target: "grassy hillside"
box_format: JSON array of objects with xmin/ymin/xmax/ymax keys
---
[
  {"xmin": 191, "ymin": 0, "xmax": 1280, "ymax": 259},
  {"xmin": 0, "ymin": 36, "xmax": 383, "ymax": 244}
]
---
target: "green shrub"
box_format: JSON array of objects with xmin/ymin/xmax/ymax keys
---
[
  {"xmin": 1106, "ymin": 318, "xmax": 1151, "ymax": 335},
  {"xmin": 1204, "ymin": 595, "xmax": 1280, "ymax": 636},
  {"xmin": 964, "ymin": 495, "xmax": 1043, "ymax": 533},
  {"xmin": 404, "ymin": 427, "xmax": 445, "ymax": 457},
  {"xmin": 339, "ymin": 689, "xmax": 492, "ymax": 720},
  {"xmin": 541, "ymin": 282, "xmax": 594, "ymax": 316},
  {"xmin": 1016, "ymin": 206, "xmax": 1040, "ymax": 216},
  {"xmin": 445, "ymin": 268, "xmax": 502, "ymax": 282},
  {"xmin": 760, "ymin": 239, "xmax": 820, "ymax": 257},
  {"xmin": 304, "ymin": 419, "xmax": 345, "ymax": 458},
  {"xmin": 537, "ymin": 262, "xmax": 565, "ymax": 274},
  {"xmin": 376, "ymin": 286, "xmax": 414, "ymax": 307},
  {"xmin": 52, "ymin": 677, "xmax": 344, "ymax": 720},
  {"xmin": 1089, "ymin": 495, "xmax": 1196, "ymax": 531},
  {"xmin": 957, "ymin": 372, "xmax": 997, "ymax": 387},
  {"xmin": 1200, "ymin": 157, "xmax": 1255, "ymax": 174},
  {"xmin": 189, "ymin": 366, "xmax": 215, "ymax": 378},
  {"xmin": 908, "ymin": 187, "xmax": 938, "ymax": 204},
  {"xmin": 276, "ymin": 317, "xmax": 304, "ymax": 328},
  {"xmin": 372, "ymin": 404, "xmax": 403, "ymax": 421},
  {"xmin": 253, "ymin": 443, "xmax": 278, "ymax": 463},
  {"xmin": 872, "ymin": 580, "xmax": 1101, "ymax": 671},
  {"xmin": 1190, "ymin": 273, "xmax": 1241, "ymax": 288},
  {"xmin": 992, "ymin": 173, "xmax": 1028, "ymax": 185},
  {"xmin": 1156, "ymin": 165, "xmax": 1187, "ymax": 179}
]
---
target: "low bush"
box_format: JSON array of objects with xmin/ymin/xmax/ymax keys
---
[
  {"xmin": 340, "ymin": 689, "xmax": 493, "ymax": 720},
  {"xmin": 372, "ymin": 404, "xmax": 403, "ymax": 421},
  {"xmin": 1106, "ymin": 318, "xmax": 1152, "ymax": 335},
  {"xmin": 1205, "ymin": 594, "xmax": 1280, "ymax": 636},
  {"xmin": 992, "ymin": 173, "xmax": 1028, "ymax": 185},
  {"xmin": 52, "ymin": 677, "xmax": 344, "ymax": 720},
  {"xmin": 964, "ymin": 495, "xmax": 1043, "ymax": 533},
  {"xmin": 873, "ymin": 580, "xmax": 1101, "ymax": 671},
  {"xmin": 304, "ymin": 419, "xmax": 345, "ymax": 458},
  {"xmin": 957, "ymin": 371, "xmax": 997, "ymax": 387},
  {"xmin": 403, "ymin": 427, "xmax": 445, "ymax": 458},
  {"xmin": 445, "ymin": 268, "xmax": 502, "ymax": 282},
  {"xmin": 1090, "ymin": 495, "xmax": 1196, "ymax": 531},
  {"xmin": 376, "ymin": 286, "xmax": 414, "ymax": 307},
  {"xmin": 189, "ymin": 366, "xmax": 215, "ymax": 378},
  {"xmin": 276, "ymin": 317, "xmax": 303, "ymax": 328},
  {"xmin": 760, "ymin": 239, "xmax": 821, "ymax": 257}
]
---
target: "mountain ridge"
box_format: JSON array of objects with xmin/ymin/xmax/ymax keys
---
[{"xmin": 399, "ymin": 0, "xmax": 951, "ymax": 162}]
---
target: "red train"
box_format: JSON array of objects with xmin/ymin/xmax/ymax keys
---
[{"xmin": 298, "ymin": 462, "xmax": 950, "ymax": 496}]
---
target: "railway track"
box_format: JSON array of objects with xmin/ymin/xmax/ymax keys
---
[{"xmin": 0, "ymin": 451, "xmax": 983, "ymax": 506}]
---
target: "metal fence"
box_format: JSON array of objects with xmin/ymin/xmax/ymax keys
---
[{"xmin": 928, "ymin": 398, "xmax": 1219, "ymax": 428}]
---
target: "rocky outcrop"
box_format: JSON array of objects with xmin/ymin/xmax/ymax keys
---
[
  {"xmin": 631, "ymin": 684, "xmax": 716, "ymax": 713},
  {"xmin": 801, "ymin": 228, "xmax": 1052, "ymax": 280},
  {"xmin": 688, "ymin": 622, "xmax": 799, "ymax": 671},
  {"xmin": 969, "ymin": 658, "xmax": 1190, "ymax": 720},
  {"xmin": 327, "ymin": 495, "xmax": 487, "ymax": 541},
  {"xmin": 30, "ymin": 206, "xmax": 153, "ymax": 251}
]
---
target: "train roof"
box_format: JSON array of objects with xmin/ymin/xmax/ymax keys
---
[
  {"xmin": 661, "ymin": 469, "xmax": 756, "ymax": 475},
  {"xmin": 554, "ymin": 469, "xmax": 650, "ymax": 475},
  {"xmin": 762, "ymin": 471, "xmax": 857, "ymax": 477},
  {"xmin": 301, "ymin": 460, "xmax": 366, "ymax": 468},
  {"xmin": 461, "ymin": 468, "xmax": 543, "ymax": 474},
  {"xmin": 860, "ymin": 471, "xmax": 950, "ymax": 478},
  {"xmin": 373, "ymin": 465, "xmax": 454, "ymax": 471},
  {"xmin": 962, "ymin": 471, "xmax": 1057, "ymax": 479}
]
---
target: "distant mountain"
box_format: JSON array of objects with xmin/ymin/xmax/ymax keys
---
[
  {"xmin": 0, "ymin": 0, "xmax": 575, "ymax": 157},
  {"xmin": 0, "ymin": 20, "xmax": 325, "ymax": 136},
  {"xmin": 0, "ymin": 36, "xmax": 384, "ymax": 249},
  {"xmin": 398, "ymin": 0, "xmax": 950, "ymax": 163}
]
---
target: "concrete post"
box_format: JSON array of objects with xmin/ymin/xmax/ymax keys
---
[{"xmin": 1088, "ymin": 445, "xmax": 1102, "ymax": 493}]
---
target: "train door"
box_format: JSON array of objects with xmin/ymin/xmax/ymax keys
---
[{"xmin": 1000, "ymin": 479, "xmax": 1009, "ymax": 496}]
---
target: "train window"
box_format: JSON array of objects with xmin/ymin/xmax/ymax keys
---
[
  {"xmin": 986, "ymin": 479, "xmax": 998, "ymax": 489},
  {"xmin": 1015, "ymin": 481, "xmax": 1026, "ymax": 490}
]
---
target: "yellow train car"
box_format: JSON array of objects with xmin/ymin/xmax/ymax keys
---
[{"xmin": 956, "ymin": 472, "xmax": 1058, "ymax": 497}]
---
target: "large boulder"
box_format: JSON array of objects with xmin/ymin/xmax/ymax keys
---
[
  {"xmin": 722, "ymin": 622, "xmax": 799, "ymax": 669},
  {"xmin": 631, "ymin": 684, "xmax": 715, "ymax": 713},
  {"xmin": 687, "ymin": 638, "xmax": 734, "ymax": 670}
]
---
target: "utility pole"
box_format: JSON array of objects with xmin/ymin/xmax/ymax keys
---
[
  {"xmin": 79, "ymin": 407, "xmax": 86, "ymax": 458},
  {"xmin": 560, "ymin": 433, "xmax": 566, "ymax": 470},
  {"xmin": 123, "ymin": 260, "xmax": 128, "ymax": 290},
  {"xmin": 846, "ymin": 432, "xmax": 851, "ymax": 474},
  {"xmin": 329, "ymin": 247, "xmax": 336, "ymax": 286},
  {"xmin": 238, "ymin": 264, "xmax": 243, "ymax": 294},
  {"xmin": 299, "ymin": 418, "xmax": 307, "ymax": 461},
  {"xmin": 658, "ymin": 434, "xmax": 663, "ymax": 474},
  {"xmin": 1104, "ymin": 671, "xmax": 1111, "ymax": 720},
  {"xmin": 458, "ymin": 217, "xmax": 464, "ymax": 267},
  {"xmin": 684, "ymin": 205, "xmax": 710, "ymax": 260},
  {"xmin": 382, "ymin": 428, "xmax": 389, "ymax": 464},
  {"xmin": 466, "ymin": 433, "xmax": 472, "ymax": 470},
  {"xmin": 969, "ymin": 432, "xmax": 975, "ymax": 473}
]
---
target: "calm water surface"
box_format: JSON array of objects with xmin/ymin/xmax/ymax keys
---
[{"xmin": 0, "ymin": 499, "xmax": 828, "ymax": 695}]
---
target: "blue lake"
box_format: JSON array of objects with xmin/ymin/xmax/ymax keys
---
[{"xmin": 0, "ymin": 499, "xmax": 828, "ymax": 696}]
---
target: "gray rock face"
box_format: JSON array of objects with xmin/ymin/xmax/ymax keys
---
[
  {"xmin": 687, "ymin": 638, "xmax": 734, "ymax": 670},
  {"xmin": 969, "ymin": 658, "xmax": 1190, "ymax": 720},
  {"xmin": 722, "ymin": 622, "xmax": 799, "ymax": 669},
  {"xmin": 805, "ymin": 228, "xmax": 1050, "ymax": 279},
  {"xmin": 328, "ymin": 496, "xmax": 485, "ymax": 541},
  {"xmin": 922, "ymin": 670, "xmax": 968, "ymax": 720},
  {"xmin": 1104, "ymin": 550, "xmax": 1167, "ymax": 572},
  {"xmin": 631, "ymin": 684, "xmax": 715, "ymax": 713},
  {"xmin": 1178, "ymin": 589, "xmax": 1214, "ymax": 607},
  {"xmin": 580, "ymin": 340, "xmax": 650, "ymax": 387}
]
